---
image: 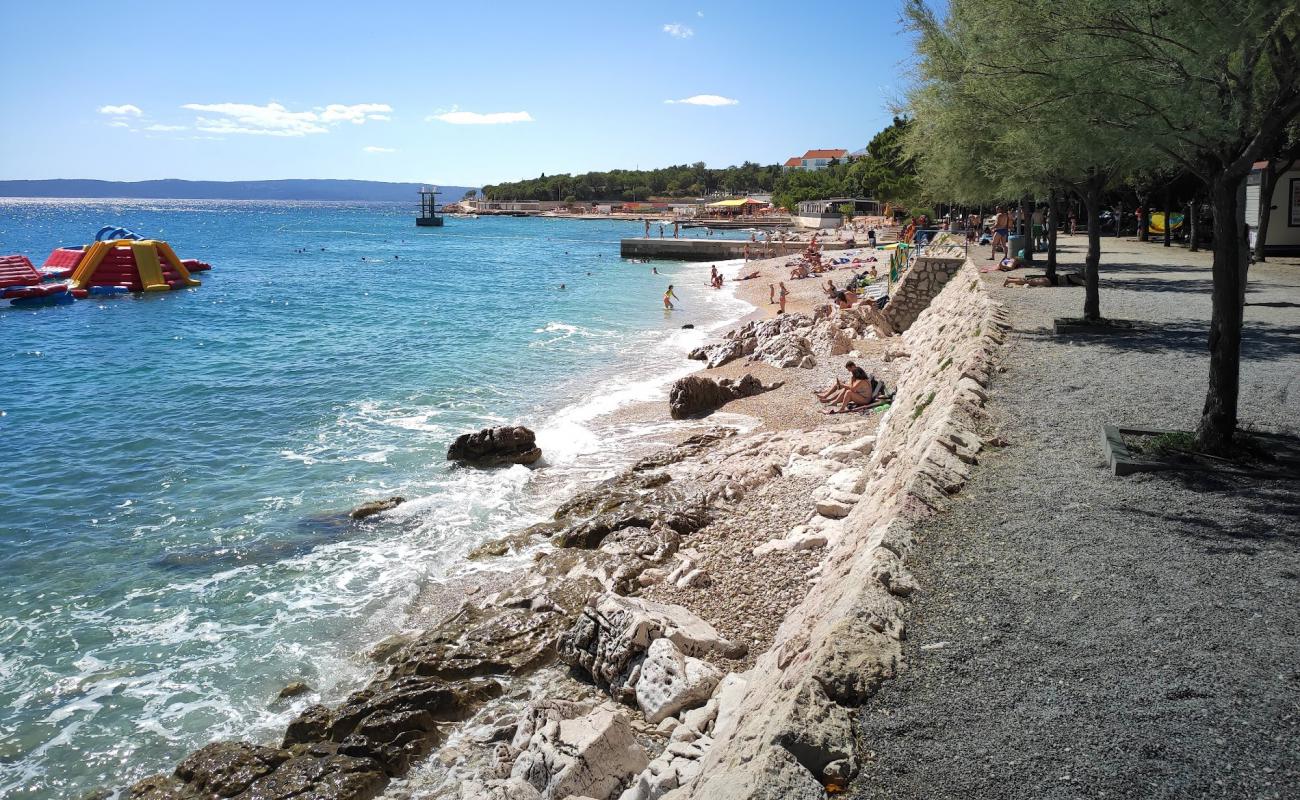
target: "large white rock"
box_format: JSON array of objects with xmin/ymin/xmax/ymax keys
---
[
  {"xmin": 511, "ymin": 703, "xmax": 649, "ymax": 800},
  {"xmin": 635, "ymin": 638, "xmax": 722, "ymax": 724}
]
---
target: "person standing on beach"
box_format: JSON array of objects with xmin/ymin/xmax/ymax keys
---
[
  {"xmin": 644, "ymin": 219, "xmax": 650, "ymax": 238},
  {"xmin": 659, "ymin": 224, "xmax": 665, "ymax": 239},
  {"xmin": 769, "ymin": 283, "xmax": 775, "ymax": 304},
  {"xmin": 778, "ymin": 281, "xmax": 789, "ymax": 314},
  {"xmin": 663, "ymin": 284, "xmax": 679, "ymax": 309},
  {"xmin": 991, "ymin": 206, "xmax": 1011, "ymax": 259}
]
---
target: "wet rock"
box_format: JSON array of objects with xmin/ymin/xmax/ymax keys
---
[
  {"xmin": 447, "ymin": 426, "xmax": 542, "ymax": 467},
  {"xmin": 281, "ymin": 675, "xmax": 502, "ymax": 776},
  {"xmin": 129, "ymin": 742, "xmax": 387, "ymax": 800},
  {"xmin": 349, "ymin": 496, "xmax": 405, "ymax": 520},
  {"xmin": 175, "ymin": 742, "xmax": 290, "ymax": 796},
  {"xmin": 277, "ymin": 681, "xmax": 313, "ymax": 700},
  {"xmin": 367, "ymin": 631, "xmax": 423, "ymax": 663},
  {"xmin": 668, "ymin": 374, "xmax": 780, "ymax": 420}
]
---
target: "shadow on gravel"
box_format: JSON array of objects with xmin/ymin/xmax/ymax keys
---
[
  {"xmin": 1121, "ymin": 472, "xmax": 1300, "ymax": 546},
  {"xmin": 1049, "ymin": 319, "xmax": 1300, "ymax": 360}
]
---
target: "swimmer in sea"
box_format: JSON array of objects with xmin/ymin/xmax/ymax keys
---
[{"xmin": 663, "ymin": 284, "xmax": 679, "ymax": 310}]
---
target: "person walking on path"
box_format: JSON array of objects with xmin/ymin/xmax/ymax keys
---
[
  {"xmin": 663, "ymin": 284, "xmax": 679, "ymax": 310},
  {"xmin": 644, "ymin": 219, "xmax": 650, "ymax": 239},
  {"xmin": 778, "ymin": 281, "xmax": 789, "ymax": 315}
]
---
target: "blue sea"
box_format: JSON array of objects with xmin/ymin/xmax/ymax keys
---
[{"xmin": 0, "ymin": 200, "xmax": 752, "ymax": 798}]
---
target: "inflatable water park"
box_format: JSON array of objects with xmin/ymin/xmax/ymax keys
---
[{"xmin": 0, "ymin": 226, "xmax": 211, "ymax": 308}]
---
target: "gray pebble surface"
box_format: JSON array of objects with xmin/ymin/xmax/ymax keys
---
[{"xmin": 849, "ymin": 237, "xmax": 1300, "ymax": 800}]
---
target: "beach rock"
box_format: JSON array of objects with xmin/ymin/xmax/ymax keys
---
[
  {"xmin": 634, "ymin": 638, "xmax": 722, "ymax": 723},
  {"xmin": 349, "ymin": 496, "xmax": 405, "ymax": 520},
  {"xmin": 808, "ymin": 320, "xmax": 851, "ymax": 357},
  {"xmin": 277, "ymin": 681, "xmax": 312, "ymax": 700},
  {"xmin": 392, "ymin": 599, "xmax": 573, "ymax": 682},
  {"xmin": 130, "ymin": 742, "xmax": 388, "ymax": 800},
  {"xmin": 281, "ymin": 674, "xmax": 502, "ymax": 776},
  {"xmin": 175, "ymin": 742, "xmax": 290, "ymax": 796},
  {"xmin": 367, "ymin": 631, "xmax": 423, "ymax": 663},
  {"xmin": 815, "ymin": 498, "xmax": 853, "ymax": 519},
  {"xmin": 680, "ymin": 324, "xmax": 694, "ymax": 329},
  {"xmin": 558, "ymin": 594, "xmax": 743, "ymax": 702},
  {"xmin": 459, "ymin": 778, "xmax": 541, "ymax": 800},
  {"xmin": 510, "ymin": 704, "xmax": 648, "ymax": 799},
  {"xmin": 752, "ymin": 331, "xmax": 815, "ymax": 369},
  {"xmin": 668, "ymin": 374, "xmax": 778, "ymax": 419},
  {"xmin": 447, "ymin": 426, "xmax": 542, "ymax": 467}
]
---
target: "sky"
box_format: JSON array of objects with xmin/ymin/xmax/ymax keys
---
[{"xmin": 0, "ymin": 0, "xmax": 921, "ymax": 187}]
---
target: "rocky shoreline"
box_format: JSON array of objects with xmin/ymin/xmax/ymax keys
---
[{"xmin": 123, "ymin": 239, "xmax": 1007, "ymax": 800}]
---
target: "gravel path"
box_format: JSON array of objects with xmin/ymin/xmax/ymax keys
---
[{"xmin": 849, "ymin": 236, "xmax": 1300, "ymax": 799}]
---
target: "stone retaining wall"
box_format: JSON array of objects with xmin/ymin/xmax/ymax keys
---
[
  {"xmin": 666, "ymin": 260, "xmax": 1008, "ymax": 799},
  {"xmin": 881, "ymin": 245, "xmax": 967, "ymax": 333}
]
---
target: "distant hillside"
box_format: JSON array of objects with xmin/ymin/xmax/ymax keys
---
[{"xmin": 0, "ymin": 179, "xmax": 478, "ymax": 202}]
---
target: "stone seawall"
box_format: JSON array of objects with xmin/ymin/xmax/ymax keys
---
[
  {"xmin": 881, "ymin": 245, "xmax": 967, "ymax": 333},
  {"xmin": 666, "ymin": 260, "xmax": 1007, "ymax": 799}
]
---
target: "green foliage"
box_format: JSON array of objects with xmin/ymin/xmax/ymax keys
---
[
  {"xmin": 912, "ymin": 390, "xmax": 937, "ymax": 420},
  {"xmin": 771, "ymin": 117, "xmax": 920, "ymax": 211},
  {"xmin": 481, "ymin": 161, "xmax": 782, "ymax": 202},
  {"xmin": 462, "ymin": 188, "xmax": 477, "ymax": 199}
]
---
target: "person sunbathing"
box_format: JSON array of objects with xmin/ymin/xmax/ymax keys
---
[
  {"xmin": 833, "ymin": 290, "xmax": 858, "ymax": 310},
  {"xmin": 815, "ymin": 361, "xmax": 885, "ymax": 411},
  {"xmin": 824, "ymin": 279, "xmax": 837, "ymax": 297},
  {"xmin": 736, "ymin": 269, "xmax": 761, "ymax": 280},
  {"xmin": 1003, "ymin": 275, "xmax": 1052, "ymax": 287},
  {"xmin": 790, "ymin": 263, "xmax": 811, "ymax": 280}
]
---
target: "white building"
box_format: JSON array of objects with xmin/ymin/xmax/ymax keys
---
[{"xmin": 1245, "ymin": 159, "xmax": 1300, "ymax": 255}]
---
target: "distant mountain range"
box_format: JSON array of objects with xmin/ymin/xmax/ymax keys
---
[{"xmin": 0, "ymin": 179, "xmax": 478, "ymax": 202}]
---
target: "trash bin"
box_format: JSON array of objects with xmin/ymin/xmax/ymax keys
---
[{"xmin": 1008, "ymin": 234, "xmax": 1026, "ymax": 259}]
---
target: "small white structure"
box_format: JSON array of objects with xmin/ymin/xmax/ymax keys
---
[
  {"xmin": 1245, "ymin": 159, "xmax": 1300, "ymax": 255},
  {"xmin": 794, "ymin": 198, "xmax": 880, "ymax": 229}
]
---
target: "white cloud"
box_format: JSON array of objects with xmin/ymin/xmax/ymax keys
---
[
  {"xmin": 363, "ymin": 145, "xmax": 396, "ymax": 153},
  {"xmin": 319, "ymin": 103, "xmax": 393, "ymax": 124},
  {"xmin": 179, "ymin": 101, "xmax": 392, "ymax": 136},
  {"xmin": 663, "ymin": 22, "xmax": 694, "ymax": 38},
  {"xmin": 100, "ymin": 104, "xmax": 143, "ymax": 116},
  {"xmin": 428, "ymin": 109, "xmax": 534, "ymax": 125},
  {"xmin": 143, "ymin": 123, "xmax": 187, "ymax": 132},
  {"xmin": 665, "ymin": 94, "xmax": 739, "ymax": 106},
  {"xmin": 697, "ymin": 10, "xmax": 704, "ymax": 17},
  {"xmin": 107, "ymin": 120, "xmax": 132, "ymax": 128}
]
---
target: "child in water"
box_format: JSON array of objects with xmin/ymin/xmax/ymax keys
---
[{"xmin": 663, "ymin": 284, "xmax": 680, "ymax": 309}]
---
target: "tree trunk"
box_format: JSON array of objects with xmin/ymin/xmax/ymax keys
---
[
  {"xmin": 1170, "ymin": 186, "xmax": 1180, "ymax": 245},
  {"xmin": 1189, "ymin": 197, "xmax": 1200, "ymax": 252},
  {"xmin": 1116, "ymin": 200, "xmax": 1123, "ymax": 238},
  {"xmin": 1021, "ymin": 194, "xmax": 1035, "ymax": 264},
  {"xmin": 1083, "ymin": 181, "xmax": 1103, "ymax": 321},
  {"xmin": 1195, "ymin": 174, "xmax": 1248, "ymax": 452},
  {"xmin": 1046, "ymin": 189, "xmax": 1059, "ymax": 284},
  {"xmin": 1137, "ymin": 193, "xmax": 1149, "ymax": 242}
]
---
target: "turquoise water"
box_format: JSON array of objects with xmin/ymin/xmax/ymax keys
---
[{"xmin": 0, "ymin": 200, "xmax": 751, "ymax": 798}]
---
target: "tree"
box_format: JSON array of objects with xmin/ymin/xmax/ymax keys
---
[
  {"xmin": 1061, "ymin": 0, "xmax": 1300, "ymax": 449},
  {"xmin": 905, "ymin": 0, "xmax": 1158, "ymax": 312},
  {"xmin": 462, "ymin": 188, "xmax": 477, "ymax": 200}
]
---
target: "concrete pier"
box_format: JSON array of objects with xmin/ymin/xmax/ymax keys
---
[{"xmin": 619, "ymin": 238, "xmax": 851, "ymax": 262}]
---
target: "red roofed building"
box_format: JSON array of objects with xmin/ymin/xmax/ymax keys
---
[{"xmin": 781, "ymin": 149, "xmax": 849, "ymax": 171}]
